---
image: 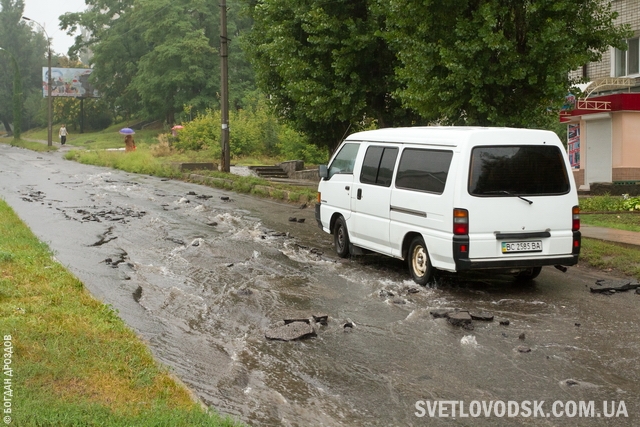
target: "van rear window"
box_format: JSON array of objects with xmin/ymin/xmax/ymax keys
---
[
  {"xmin": 469, "ymin": 145, "xmax": 570, "ymax": 196},
  {"xmin": 396, "ymin": 149, "xmax": 453, "ymax": 194}
]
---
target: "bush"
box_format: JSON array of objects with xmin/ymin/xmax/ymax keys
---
[
  {"xmin": 276, "ymin": 127, "xmax": 328, "ymax": 164},
  {"xmin": 580, "ymin": 194, "xmax": 640, "ymax": 212},
  {"xmin": 622, "ymin": 195, "xmax": 640, "ymax": 211},
  {"xmin": 151, "ymin": 134, "xmax": 174, "ymax": 157},
  {"xmin": 176, "ymin": 97, "xmax": 329, "ymax": 163},
  {"xmin": 174, "ymin": 109, "xmax": 221, "ymax": 152}
]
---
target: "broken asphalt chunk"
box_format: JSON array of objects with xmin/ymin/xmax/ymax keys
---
[
  {"xmin": 447, "ymin": 311, "xmax": 472, "ymax": 327},
  {"xmin": 343, "ymin": 318, "xmax": 354, "ymax": 329},
  {"xmin": 265, "ymin": 321, "xmax": 316, "ymax": 341},
  {"xmin": 312, "ymin": 314, "xmax": 328, "ymax": 325},
  {"xmin": 590, "ymin": 281, "xmax": 640, "ymax": 294},
  {"xmin": 429, "ymin": 309, "xmax": 450, "ymax": 319},
  {"xmin": 284, "ymin": 317, "xmax": 311, "ymax": 325},
  {"xmin": 469, "ymin": 312, "xmax": 494, "ymax": 321}
]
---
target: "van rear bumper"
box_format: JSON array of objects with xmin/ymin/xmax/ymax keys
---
[
  {"xmin": 453, "ymin": 232, "xmax": 580, "ymax": 271},
  {"xmin": 454, "ymin": 255, "xmax": 579, "ymax": 271}
]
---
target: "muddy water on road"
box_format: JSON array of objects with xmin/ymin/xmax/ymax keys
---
[{"xmin": 1, "ymin": 145, "xmax": 638, "ymax": 426}]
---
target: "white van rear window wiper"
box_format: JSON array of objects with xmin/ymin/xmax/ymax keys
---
[{"xmin": 483, "ymin": 190, "xmax": 533, "ymax": 205}]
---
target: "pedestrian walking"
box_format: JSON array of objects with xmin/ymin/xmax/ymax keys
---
[{"xmin": 59, "ymin": 124, "xmax": 68, "ymax": 145}]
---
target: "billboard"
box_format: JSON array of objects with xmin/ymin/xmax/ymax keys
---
[{"xmin": 42, "ymin": 67, "xmax": 99, "ymax": 98}]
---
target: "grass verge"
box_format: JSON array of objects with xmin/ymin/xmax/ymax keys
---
[
  {"xmin": 0, "ymin": 138, "xmax": 58, "ymax": 152},
  {"xmin": 64, "ymin": 148, "xmax": 318, "ymax": 205},
  {"xmin": 581, "ymin": 213, "xmax": 640, "ymax": 232},
  {"xmin": 0, "ymin": 199, "xmax": 241, "ymax": 426},
  {"xmin": 580, "ymin": 194, "xmax": 640, "ymax": 231},
  {"xmin": 581, "ymin": 238, "xmax": 640, "ymax": 280}
]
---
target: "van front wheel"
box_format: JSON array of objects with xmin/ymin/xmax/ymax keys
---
[
  {"xmin": 408, "ymin": 236, "xmax": 432, "ymax": 285},
  {"xmin": 334, "ymin": 216, "xmax": 350, "ymax": 258}
]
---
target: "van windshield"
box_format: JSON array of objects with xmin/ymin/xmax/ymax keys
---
[
  {"xmin": 328, "ymin": 143, "xmax": 360, "ymax": 179},
  {"xmin": 469, "ymin": 145, "xmax": 570, "ymax": 196}
]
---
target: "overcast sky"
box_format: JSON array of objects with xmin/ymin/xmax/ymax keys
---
[{"xmin": 23, "ymin": 0, "xmax": 88, "ymax": 55}]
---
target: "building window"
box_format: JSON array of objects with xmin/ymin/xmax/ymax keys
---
[{"xmin": 614, "ymin": 38, "xmax": 640, "ymax": 77}]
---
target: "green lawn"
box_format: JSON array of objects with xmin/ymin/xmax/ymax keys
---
[
  {"xmin": 581, "ymin": 212, "xmax": 640, "ymax": 232},
  {"xmin": 0, "ymin": 199, "xmax": 242, "ymax": 426}
]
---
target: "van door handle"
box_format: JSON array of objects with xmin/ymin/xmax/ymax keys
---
[
  {"xmin": 345, "ymin": 186, "xmax": 350, "ymax": 191},
  {"xmin": 357, "ymin": 188, "xmax": 362, "ymax": 200}
]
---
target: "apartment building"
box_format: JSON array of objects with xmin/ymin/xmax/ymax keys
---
[{"xmin": 563, "ymin": 0, "xmax": 640, "ymax": 189}]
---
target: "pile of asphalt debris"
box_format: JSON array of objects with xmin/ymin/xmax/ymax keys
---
[
  {"xmin": 265, "ymin": 314, "xmax": 354, "ymax": 341},
  {"xmin": 429, "ymin": 309, "xmax": 500, "ymax": 331},
  {"xmin": 589, "ymin": 279, "xmax": 640, "ymax": 295}
]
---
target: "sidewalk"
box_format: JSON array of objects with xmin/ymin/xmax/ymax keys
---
[{"xmin": 581, "ymin": 225, "xmax": 640, "ymax": 248}]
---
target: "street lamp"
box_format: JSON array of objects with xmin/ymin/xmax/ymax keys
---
[
  {"xmin": 0, "ymin": 47, "xmax": 22, "ymax": 140},
  {"xmin": 22, "ymin": 16, "xmax": 53, "ymax": 146}
]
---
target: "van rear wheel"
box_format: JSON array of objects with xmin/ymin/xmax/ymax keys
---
[
  {"xmin": 334, "ymin": 216, "xmax": 350, "ymax": 258},
  {"xmin": 408, "ymin": 236, "xmax": 432, "ymax": 286},
  {"xmin": 514, "ymin": 266, "xmax": 542, "ymax": 281}
]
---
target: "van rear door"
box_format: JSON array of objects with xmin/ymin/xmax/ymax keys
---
[{"xmin": 463, "ymin": 143, "xmax": 577, "ymax": 262}]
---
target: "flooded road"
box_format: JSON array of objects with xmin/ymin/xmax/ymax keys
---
[{"xmin": 1, "ymin": 144, "xmax": 639, "ymax": 426}]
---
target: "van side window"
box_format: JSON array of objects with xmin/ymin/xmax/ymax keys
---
[
  {"xmin": 469, "ymin": 146, "xmax": 570, "ymax": 196},
  {"xmin": 396, "ymin": 149, "xmax": 453, "ymax": 194},
  {"xmin": 360, "ymin": 146, "xmax": 398, "ymax": 187},
  {"xmin": 328, "ymin": 143, "xmax": 360, "ymax": 178}
]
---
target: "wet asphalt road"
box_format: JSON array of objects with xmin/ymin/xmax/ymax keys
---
[{"xmin": 1, "ymin": 144, "xmax": 639, "ymax": 426}]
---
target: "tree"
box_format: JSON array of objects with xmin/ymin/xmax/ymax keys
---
[
  {"xmin": 381, "ymin": 0, "xmax": 630, "ymax": 128},
  {"xmin": 0, "ymin": 0, "xmax": 47, "ymax": 135},
  {"xmin": 241, "ymin": 0, "xmax": 420, "ymax": 150},
  {"xmin": 61, "ymin": 0, "xmax": 256, "ymax": 125},
  {"xmin": 129, "ymin": 0, "xmax": 218, "ymax": 124},
  {"xmin": 61, "ymin": 0, "xmax": 153, "ymax": 120}
]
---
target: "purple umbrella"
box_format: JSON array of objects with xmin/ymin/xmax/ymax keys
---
[{"xmin": 119, "ymin": 128, "xmax": 135, "ymax": 135}]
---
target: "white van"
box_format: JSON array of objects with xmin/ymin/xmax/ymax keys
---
[{"xmin": 315, "ymin": 127, "xmax": 581, "ymax": 284}]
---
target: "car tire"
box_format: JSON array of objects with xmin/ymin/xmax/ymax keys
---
[
  {"xmin": 408, "ymin": 236, "xmax": 432, "ymax": 286},
  {"xmin": 334, "ymin": 216, "xmax": 350, "ymax": 258}
]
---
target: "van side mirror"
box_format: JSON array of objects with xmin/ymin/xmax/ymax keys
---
[{"xmin": 318, "ymin": 165, "xmax": 328, "ymax": 180}]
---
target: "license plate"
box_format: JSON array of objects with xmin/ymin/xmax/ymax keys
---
[{"xmin": 502, "ymin": 241, "xmax": 542, "ymax": 253}]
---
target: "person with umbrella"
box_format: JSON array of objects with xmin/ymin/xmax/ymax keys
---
[
  {"xmin": 171, "ymin": 125, "xmax": 184, "ymax": 137},
  {"xmin": 120, "ymin": 128, "xmax": 136, "ymax": 152}
]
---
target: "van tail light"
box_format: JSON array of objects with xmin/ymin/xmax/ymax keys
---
[
  {"xmin": 572, "ymin": 205, "xmax": 580, "ymax": 231},
  {"xmin": 317, "ymin": 192, "xmax": 321, "ymax": 203},
  {"xmin": 453, "ymin": 208, "xmax": 469, "ymax": 235}
]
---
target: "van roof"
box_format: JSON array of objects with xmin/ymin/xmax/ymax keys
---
[{"xmin": 344, "ymin": 126, "xmax": 557, "ymax": 147}]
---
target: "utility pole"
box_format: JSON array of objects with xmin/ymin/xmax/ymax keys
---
[{"xmin": 220, "ymin": 0, "xmax": 230, "ymax": 172}]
